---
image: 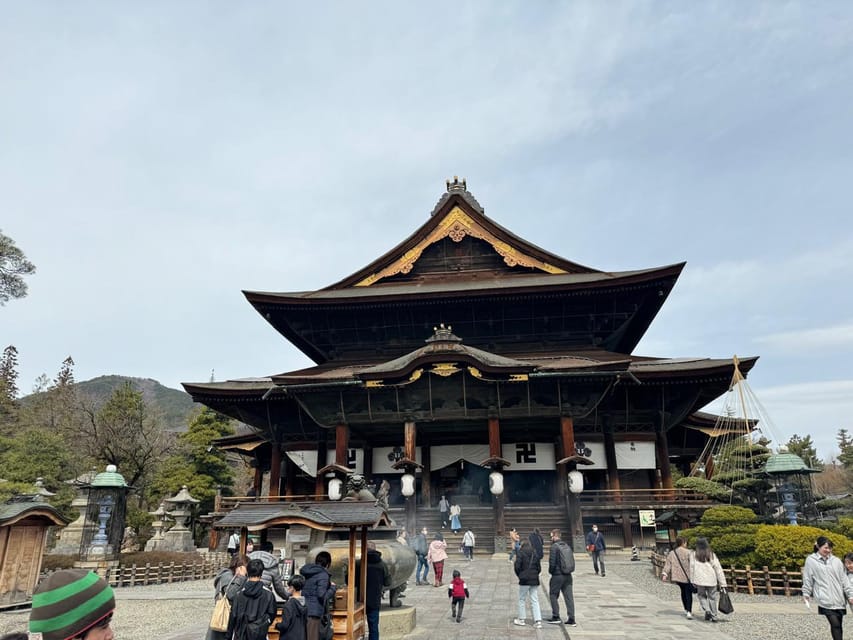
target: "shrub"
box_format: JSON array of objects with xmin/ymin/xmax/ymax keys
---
[
  {"xmin": 700, "ymin": 505, "xmax": 758, "ymax": 526},
  {"xmin": 753, "ymin": 524, "xmax": 853, "ymax": 570},
  {"xmin": 41, "ymin": 554, "xmax": 77, "ymax": 572},
  {"xmin": 118, "ymin": 551, "xmax": 207, "ymax": 567},
  {"xmin": 674, "ymin": 477, "xmax": 732, "ymax": 501}
]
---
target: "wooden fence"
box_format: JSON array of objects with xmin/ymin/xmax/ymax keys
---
[
  {"xmin": 650, "ymin": 552, "xmax": 804, "ymax": 597},
  {"xmin": 102, "ymin": 552, "xmax": 229, "ymax": 588}
]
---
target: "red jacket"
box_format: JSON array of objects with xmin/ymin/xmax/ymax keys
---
[{"xmin": 448, "ymin": 577, "xmax": 469, "ymax": 599}]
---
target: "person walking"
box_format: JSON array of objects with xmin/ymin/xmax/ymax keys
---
[
  {"xmin": 29, "ymin": 569, "xmax": 116, "ymax": 640},
  {"xmin": 661, "ymin": 537, "xmax": 695, "ymax": 619},
  {"xmin": 276, "ymin": 574, "xmax": 307, "ymax": 640},
  {"xmin": 412, "ymin": 526, "xmax": 430, "ymax": 585},
  {"xmin": 226, "ymin": 558, "xmax": 277, "ymax": 640},
  {"xmin": 529, "ymin": 528, "xmax": 544, "ymax": 561},
  {"xmin": 438, "ymin": 495, "xmax": 450, "ymax": 529},
  {"xmin": 545, "ymin": 529, "xmax": 576, "ymax": 627},
  {"xmin": 508, "ymin": 527, "xmax": 521, "ymax": 562},
  {"xmin": 227, "ymin": 531, "xmax": 240, "ymax": 556},
  {"xmin": 207, "ymin": 554, "xmax": 248, "ymax": 640},
  {"xmin": 689, "ymin": 537, "xmax": 727, "ymax": 623},
  {"xmin": 450, "ymin": 504, "xmax": 462, "ymax": 532},
  {"xmin": 585, "ymin": 524, "xmax": 606, "ymax": 576},
  {"xmin": 300, "ymin": 551, "xmax": 337, "ymax": 640},
  {"xmin": 462, "ymin": 528, "xmax": 476, "ymax": 561},
  {"xmin": 803, "ymin": 536, "xmax": 853, "ymax": 640},
  {"xmin": 447, "ymin": 569, "xmax": 470, "ymax": 623},
  {"xmin": 513, "ymin": 540, "xmax": 543, "ymax": 629},
  {"xmin": 365, "ymin": 541, "xmax": 391, "ymax": 640},
  {"xmin": 427, "ymin": 532, "xmax": 449, "ymax": 587}
]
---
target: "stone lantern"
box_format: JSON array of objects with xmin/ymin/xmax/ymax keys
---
[
  {"xmin": 77, "ymin": 464, "xmax": 129, "ymax": 570},
  {"xmin": 161, "ymin": 486, "xmax": 200, "ymax": 552},
  {"xmin": 144, "ymin": 502, "xmax": 169, "ymax": 551}
]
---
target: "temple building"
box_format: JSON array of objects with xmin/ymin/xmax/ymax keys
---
[{"xmin": 184, "ymin": 178, "xmax": 755, "ymax": 550}]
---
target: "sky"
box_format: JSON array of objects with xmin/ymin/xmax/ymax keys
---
[{"xmin": 2, "ymin": 2, "xmax": 852, "ymax": 460}]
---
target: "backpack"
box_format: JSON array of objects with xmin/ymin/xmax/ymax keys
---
[
  {"xmin": 555, "ymin": 541, "xmax": 575, "ymax": 574},
  {"xmin": 236, "ymin": 589, "xmax": 275, "ymax": 640}
]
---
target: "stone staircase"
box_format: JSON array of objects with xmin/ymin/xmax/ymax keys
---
[{"xmin": 388, "ymin": 502, "xmax": 571, "ymax": 555}]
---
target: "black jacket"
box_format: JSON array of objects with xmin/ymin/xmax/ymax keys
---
[
  {"xmin": 548, "ymin": 539, "xmax": 575, "ymax": 575},
  {"xmin": 275, "ymin": 595, "xmax": 307, "ymax": 640},
  {"xmin": 300, "ymin": 563, "xmax": 336, "ymax": 618},
  {"xmin": 225, "ymin": 579, "xmax": 277, "ymax": 640},
  {"xmin": 514, "ymin": 543, "xmax": 541, "ymax": 586},
  {"xmin": 365, "ymin": 549, "xmax": 391, "ymax": 611}
]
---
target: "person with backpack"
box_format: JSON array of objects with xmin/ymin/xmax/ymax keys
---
[
  {"xmin": 226, "ymin": 558, "xmax": 277, "ymax": 640},
  {"xmin": 300, "ymin": 551, "xmax": 337, "ymax": 640},
  {"xmin": 276, "ymin": 574, "xmax": 307, "ymax": 640},
  {"xmin": 545, "ymin": 529, "xmax": 576, "ymax": 627},
  {"xmin": 447, "ymin": 569, "xmax": 470, "ymax": 623},
  {"xmin": 411, "ymin": 527, "xmax": 429, "ymax": 585}
]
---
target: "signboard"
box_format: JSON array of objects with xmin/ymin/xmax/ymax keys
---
[
  {"xmin": 638, "ymin": 510, "xmax": 656, "ymax": 527},
  {"xmin": 280, "ymin": 558, "xmax": 295, "ymax": 582}
]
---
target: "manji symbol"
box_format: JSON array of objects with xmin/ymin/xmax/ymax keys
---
[{"xmin": 515, "ymin": 443, "xmax": 537, "ymax": 464}]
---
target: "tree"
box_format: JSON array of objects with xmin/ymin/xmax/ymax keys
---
[
  {"xmin": 837, "ymin": 429, "xmax": 853, "ymax": 469},
  {"xmin": 0, "ymin": 230, "xmax": 36, "ymax": 305},
  {"xmin": 787, "ymin": 434, "xmax": 824, "ymax": 471},
  {"xmin": 708, "ymin": 435, "xmax": 773, "ymax": 515},
  {"xmin": 71, "ymin": 382, "xmax": 174, "ymax": 491},
  {"xmin": 0, "ymin": 345, "xmax": 20, "ymax": 424},
  {"xmin": 147, "ymin": 407, "xmax": 235, "ymax": 514}
]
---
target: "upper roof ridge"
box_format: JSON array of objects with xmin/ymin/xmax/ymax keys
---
[{"xmin": 430, "ymin": 175, "xmax": 484, "ymax": 216}]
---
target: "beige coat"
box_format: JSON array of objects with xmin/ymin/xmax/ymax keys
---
[
  {"xmin": 662, "ymin": 547, "xmax": 691, "ymax": 583},
  {"xmin": 690, "ymin": 552, "xmax": 727, "ymax": 588}
]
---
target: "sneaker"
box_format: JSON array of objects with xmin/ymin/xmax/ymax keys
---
[
  {"xmin": 566, "ymin": 619, "xmax": 577, "ymax": 627},
  {"xmin": 601, "ymin": 573, "xmax": 606, "ymax": 577},
  {"xmin": 704, "ymin": 611, "xmax": 712, "ymax": 621},
  {"xmin": 456, "ymin": 618, "xmax": 462, "ymax": 623},
  {"xmin": 534, "ymin": 621, "xmax": 543, "ymax": 629},
  {"xmin": 513, "ymin": 619, "xmax": 526, "ymax": 626},
  {"xmin": 686, "ymin": 611, "xmax": 693, "ymax": 620},
  {"xmin": 546, "ymin": 616, "xmax": 561, "ymax": 624}
]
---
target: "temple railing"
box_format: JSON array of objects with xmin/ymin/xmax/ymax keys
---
[{"xmin": 577, "ymin": 488, "xmax": 711, "ymax": 505}]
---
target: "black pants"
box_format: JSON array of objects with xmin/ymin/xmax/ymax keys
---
[
  {"xmin": 548, "ymin": 573, "xmax": 575, "ymax": 620},
  {"xmin": 819, "ymin": 606, "xmax": 845, "ymax": 640},
  {"xmin": 675, "ymin": 582, "xmax": 694, "ymax": 613},
  {"xmin": 451, "ymin": 597, "xmax": 466, "ymax": 621}
]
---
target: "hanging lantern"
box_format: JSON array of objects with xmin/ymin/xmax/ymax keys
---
[
  {"xmin": 568, "ymin": 470, "xmax": 584, "ymax": 494},
  {"xmin": 328, "ymin": 477, "xmax": 343, "ymax": 501},
  {"xmin": 401, "ymin": 473, "xmax": 415, "ymax": 497},
  {"xmin": 489, "ymin": 471, "xmax": 504, "ymax": 495}
]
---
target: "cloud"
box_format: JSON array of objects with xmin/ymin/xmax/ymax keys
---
[{"xmin": 756, "ymin": 323, "xmax": 853, "ymax": 352}]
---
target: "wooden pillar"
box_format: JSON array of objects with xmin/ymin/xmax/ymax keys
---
[
  {"xmin": 704, "ymin": 452, "xmax": 715, "ymax": 480},
  {"xmin": 269, "ymin": 445, "xmax": 282, "ymax": 500},
  {"xmin": 488, "ymin": 416, "xmax": 506, "ymax": 534},
  {"xmin": 404, "ymin": 420, "xmax": 417, "ymax": 535},
  {"xmin": 421, "ymin": 444, "xmax": 431, "ymax": 507},
  {"xmin": 335, "ymin": 423, "xmax": 349, "ymax": 466},
  {"xmin": 315, "ymin": 437, "xmax": 328, "ymax": 498},
  {"xmin": 363, "ymin": 446, "xmax": 373, "ymax": 480},
  {"xmin": 253, "ymin": 465, "xmax": 263, "ymax": 497},
  {"xmin": 656, "ymin": 428, "xmax": 674, "ymax": 492},
  {"xmin": 560, "ymin": 415, "xmax": 583, "ymax": 543},
  {"xmin": 603, "ymin": 428, "xmax": 621, "ymax": 501},
  {"xmin": 284, "ymin": 455, "xmax": 296, "ymax": 498}
]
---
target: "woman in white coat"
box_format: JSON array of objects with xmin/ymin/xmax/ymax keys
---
[
  {"xmin": 803, "ymin": 536, "xmax": 853, "ymax": 640},
  {"xmin": 689, "ymin": 537, "xmax": 727, "ymax": 622}
]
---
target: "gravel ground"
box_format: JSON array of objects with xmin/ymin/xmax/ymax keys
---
[
  {"xmin": 0, "ymin": 579, "xmax": 213, "ymax": 640},
  {"xmin": 615, "ymin": 559, "xmax": 832, "ymax": 640}
]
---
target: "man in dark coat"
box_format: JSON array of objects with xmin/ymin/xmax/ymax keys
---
[
  {"xmin": 546, "ymin": 529, "xmax": 576, "ymax": 626},
  {"xmin": 300, "ymin": 551, "xmax": 336, "ymax": 640},
  {"xmin": 411, "ymin": 527, "xmax": 429, "ymax": 585},
  {"xmin": 585, "ymin": 524, "xmax": 606, "ymax": 576},
  {"xmin": 226, "ymin": 558, "xmax": 277, "ymax": 640},
  {"xmin": 365, "ymin": 542, "xmax": 391, "ymax": 640}
]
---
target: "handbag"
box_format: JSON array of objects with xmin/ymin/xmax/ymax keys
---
[
  {"xmin": 209, "ymin": 572, "xmax": 236, "ymax": 632},
  {"xmin": 209, "ymin": 594, "xmax": 231, "ymax": 632},
  {"xmin": 586, "ymin": 543, "xmax": 596, "ymax": 552},
  {"xmin": 718, "ymin": 588, "xmax": 734, "ymax": 614}
]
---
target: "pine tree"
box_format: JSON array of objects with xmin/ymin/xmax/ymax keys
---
[{"xmin": 0, "ymin": 345, "xmax": 20, "ymax": 423}]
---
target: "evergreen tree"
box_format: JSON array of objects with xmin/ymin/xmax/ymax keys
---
[
  {"xmin": 0, "ymin": 230, "xmax": 36, "ymax": 305},
  {"xmin": 787, "ymin": 434, "xmax": 824, "ymax": 471},
  {"xmin": 147, "ymin": 407, "xmax": 235, "ymax": 513},
  {"xmin": 837, "ymin": 429, "xmax": 853, "ymax": 468},
  {"xmin": 0, "ymin": 345, "xmax": 20, "ymax": 423}
]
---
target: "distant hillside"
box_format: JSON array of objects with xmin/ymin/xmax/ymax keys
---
[{"xmin": 74, "ymin": 375, "xmax": 197, "ymax": 431}]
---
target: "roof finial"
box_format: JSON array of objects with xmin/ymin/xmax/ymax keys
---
[{"xmin": 446, "ymin": 176, "xmax": 467, "ymax": 193}]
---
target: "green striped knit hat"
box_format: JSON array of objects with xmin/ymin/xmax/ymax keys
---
[{"xmin": 29, "ymin": 570, "xmax": 115, "ymax": 640}]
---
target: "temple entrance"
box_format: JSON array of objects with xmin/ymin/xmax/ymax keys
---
[
  {"xmin": 434, "ymin": 459, "xmax": 491, "ymax": 506},
  {"xmin": 504, "ymin": 470, "xmax": 556, "ymax": 503}
]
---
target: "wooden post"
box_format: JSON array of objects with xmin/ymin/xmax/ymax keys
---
[
  {"xmin": 284, "ymin": 455, "xmax": 296, "ymax": 498},
  {"xmin": 421, "ymin": 444, "xmax": 431, "ymax": 507},
  {"xmin": 656, "ymin": 427, "xmax": 673, "ymax": 493},
  {"xmin": 335, "ymin": 423, "xmax": 349, "ymax": 466},
  {"xmin": 404, "ymin": 421, "xmax": 417, "ymax": 535},
  {"xmin": 560, "ymin": 415, "xmax": 583, "ymax": 544},
  {"xmin": 603, "ymin": 428, "xmax": 621, "ymax": 499},
  {"xmin": 253, "ymin": 466, "xmax": 263, "ymax": 497},
  {"xmin": 487, "ymin": 416, "xmax": 506, "ymax": 534},
  {"xmin": 315, "ymin": 438, "xmax": 327, "ymax": 498},
  {"xmin": 269, "ymin": 445, "xmax": 282, "ymax": 500}
]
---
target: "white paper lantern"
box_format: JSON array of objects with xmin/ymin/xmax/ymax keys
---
[
  {"xmin": 489, "ymin": 471, "xmax": 504, "ymax": 495},
  {"xmin": 401, "ymin": 473, "xmax": 415, "ymax": 497},
  {"xmin": 328, "ymin": 477, "xmax": 343, "ymax": 501},
  {"xmin": 568, "ymin": 470, "xmax": 584, "ymax": 494}
]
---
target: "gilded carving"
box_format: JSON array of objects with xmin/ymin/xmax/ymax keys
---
[
  {"xmin": 431, "ymin": 363, "xmax": 460, "ymax": 377},
  {"xmin": 354, "ymin": 206, "xmax": 567, "ymax": 286}
]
